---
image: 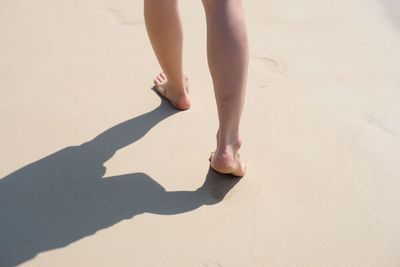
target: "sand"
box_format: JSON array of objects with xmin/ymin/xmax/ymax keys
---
[{"xmin": 1, "ymin": 0, "xmax": 400, "ymax": 266}]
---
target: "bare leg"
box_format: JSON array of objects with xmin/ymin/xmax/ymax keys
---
[
  {"xmin": 144, "ymin": 0, "xmax": 191, "ymax": 110},
  {"xmin": 202, "ymin": 0, "xmax": 248, "ymax": 176}
]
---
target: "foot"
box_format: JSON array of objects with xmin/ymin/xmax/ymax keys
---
[
  {"xmin": 153, "ymin": 73, "xmax": 191, "ymax": 110},
  {"xmin": 209, "ymin": 139, "xmax": 246, "ymax": 177}
]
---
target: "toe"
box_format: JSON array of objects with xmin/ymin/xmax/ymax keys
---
[
  {"xmin": 154, "ymin": 84, "xmax": 166, "ymax": 96},
  {"xmin": 157, "ymin": 76, "xmax": 165, "ymax": 84},
  {"xmin": 209, "ymin": 152, "xmax": 215, "ymax": 162}
]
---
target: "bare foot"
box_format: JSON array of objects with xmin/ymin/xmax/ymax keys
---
[
  {"xmin": 153, "ymin": 72, "xmax": 191, "ymax": 110},
  {"xmin": 209, "ymin": 140, "xmax": 246, "ymax": 177}
]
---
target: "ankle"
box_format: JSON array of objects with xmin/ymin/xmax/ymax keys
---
[
  {"xmin": 217, "ymin": 136, "xmax": 242, "ymax": 153},
  {"xmin": 166, "ymin": 76, "xmax": 187, "ymax": 93}
]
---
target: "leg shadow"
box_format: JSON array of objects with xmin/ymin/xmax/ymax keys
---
[{"xmin": 0, "ymin": 97, "xmax": 241, "ymax": 266}]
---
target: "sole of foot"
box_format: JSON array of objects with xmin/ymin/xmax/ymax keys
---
[
  {"xmin": 153, "ymin": 72, "xmax": 191, "ymax": 111},
  {"xmin": 209, "ymin": 151, "xmax": 246, "ymax": 177}
]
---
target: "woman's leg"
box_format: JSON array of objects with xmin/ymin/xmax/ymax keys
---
[
  {"xmin": 144, "ymin": 0, "xmax": 191, "ymax": 110},
  {"xmin": 202, "ymin": 0, "xmax": 248, "ymax": 176}
]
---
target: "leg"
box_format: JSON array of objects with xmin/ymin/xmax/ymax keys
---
[
  {"xmin": 144, "ymin": 0, "xmax": 191, "ymax": 110},
  {"xmin": 202, "ymin": 0, "xmax": 248, "ymax": 176}
]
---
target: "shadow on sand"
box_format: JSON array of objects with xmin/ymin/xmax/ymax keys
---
[{"xmin": 0, "ymin": 96, "xmax": 240, "ymax": 266}]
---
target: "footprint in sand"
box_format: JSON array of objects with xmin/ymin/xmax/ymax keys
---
[
  {"xmin": 106, "ymin": 8, "xmax": 144, "ymax": 26},
  {"xmin": 255, "ymin": 56, "xmax": 288, "ymax": 74},
  {"xmin": 363, "ymin": 115, "xmax": 398, "ymax": 138}
]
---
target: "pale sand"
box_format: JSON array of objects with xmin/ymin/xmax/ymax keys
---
[{"xmin": 1, "ymin": 0, "xmax": 400, "ymax": 266}]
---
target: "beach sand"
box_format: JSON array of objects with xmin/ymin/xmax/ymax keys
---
[{"xmin": 1, "ymin": 0, "xmax": 400, "ymax": 266}]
